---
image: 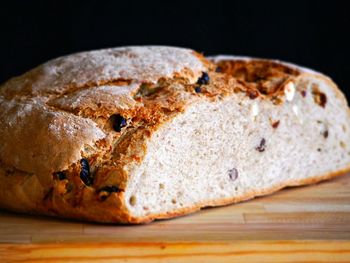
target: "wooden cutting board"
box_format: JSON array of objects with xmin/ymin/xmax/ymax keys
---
[{"xmin": 1, "ymin": 173, "xmax": 350, "ymax": 262}]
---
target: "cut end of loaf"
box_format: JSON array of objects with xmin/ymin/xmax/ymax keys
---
[{"xmin": 124, "ymin": 73, "xmax": 350, "ymax": 220}]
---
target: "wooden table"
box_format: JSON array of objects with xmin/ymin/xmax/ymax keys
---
[{"xmin": 1, "ymin": 174, "xmax": 350, "ymax": 262}]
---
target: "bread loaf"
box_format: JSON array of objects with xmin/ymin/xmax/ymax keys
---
[{"xmin": 0, "ymin": 46, "xmax": 349, "ymax": 223}]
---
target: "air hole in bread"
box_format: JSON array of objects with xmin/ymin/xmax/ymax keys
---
[
  {"xmin": 228, "ymin": 168, "xmax": 238, "ymax": 181},
  {"xmin": 342, "ymin": 124, "xmax": 347, "ymax": 133},
  {"xmin": 340, "ymin": 141, "xmax": 346, "ymax": 148}
]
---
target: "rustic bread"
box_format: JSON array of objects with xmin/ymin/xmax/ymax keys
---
[{"xmin": 0, "ymin": 46, "xmax": 349, "ymax": 224}]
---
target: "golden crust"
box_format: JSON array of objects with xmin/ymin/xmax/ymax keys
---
[{"xmin": 0, "ymin": 47, "xmax": 349, "ymax": 224}]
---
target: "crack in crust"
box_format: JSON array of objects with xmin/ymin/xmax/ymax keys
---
[{"xmin": 216, "ymin": 59, "xmax": 300, "ymax": 99}]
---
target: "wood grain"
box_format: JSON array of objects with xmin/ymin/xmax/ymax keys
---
[
  {"xmin": 1, "ymin": 241, "xmax": 350, "ymax": 262},
  {"xmin": 1, "ymin": 173, "xmax": 350, "ymax": 262}
]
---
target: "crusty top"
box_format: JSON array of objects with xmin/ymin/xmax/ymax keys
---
[
  {"xmin": 1, "ymin": 46, "xmax": 207, "ymax": 98},
  {"xmin": 0, "ymin": 46, "xmax": 209, "ymax": 177}
]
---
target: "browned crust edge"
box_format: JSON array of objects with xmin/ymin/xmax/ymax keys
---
[{"xmin": 126, "ymin": 165, "xmax": 350, "ymax": 224}]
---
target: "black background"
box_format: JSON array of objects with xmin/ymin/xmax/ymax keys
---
[{"xmin": 1, "ymin": 1, "xmax": 349, "ymax": 98}]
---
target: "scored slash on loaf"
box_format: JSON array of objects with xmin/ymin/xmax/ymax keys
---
[{"xmin": 0, "ymin": 46, "xmax": 350, "ymax": 223}]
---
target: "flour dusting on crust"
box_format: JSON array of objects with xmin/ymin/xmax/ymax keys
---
[
  {"xmin": 2, "ymin": 46, "xmax": 207, "ymax": 96},
  {"xmin": 0, "ymin": 97, "xmax": 105, "ymax": 177}
]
